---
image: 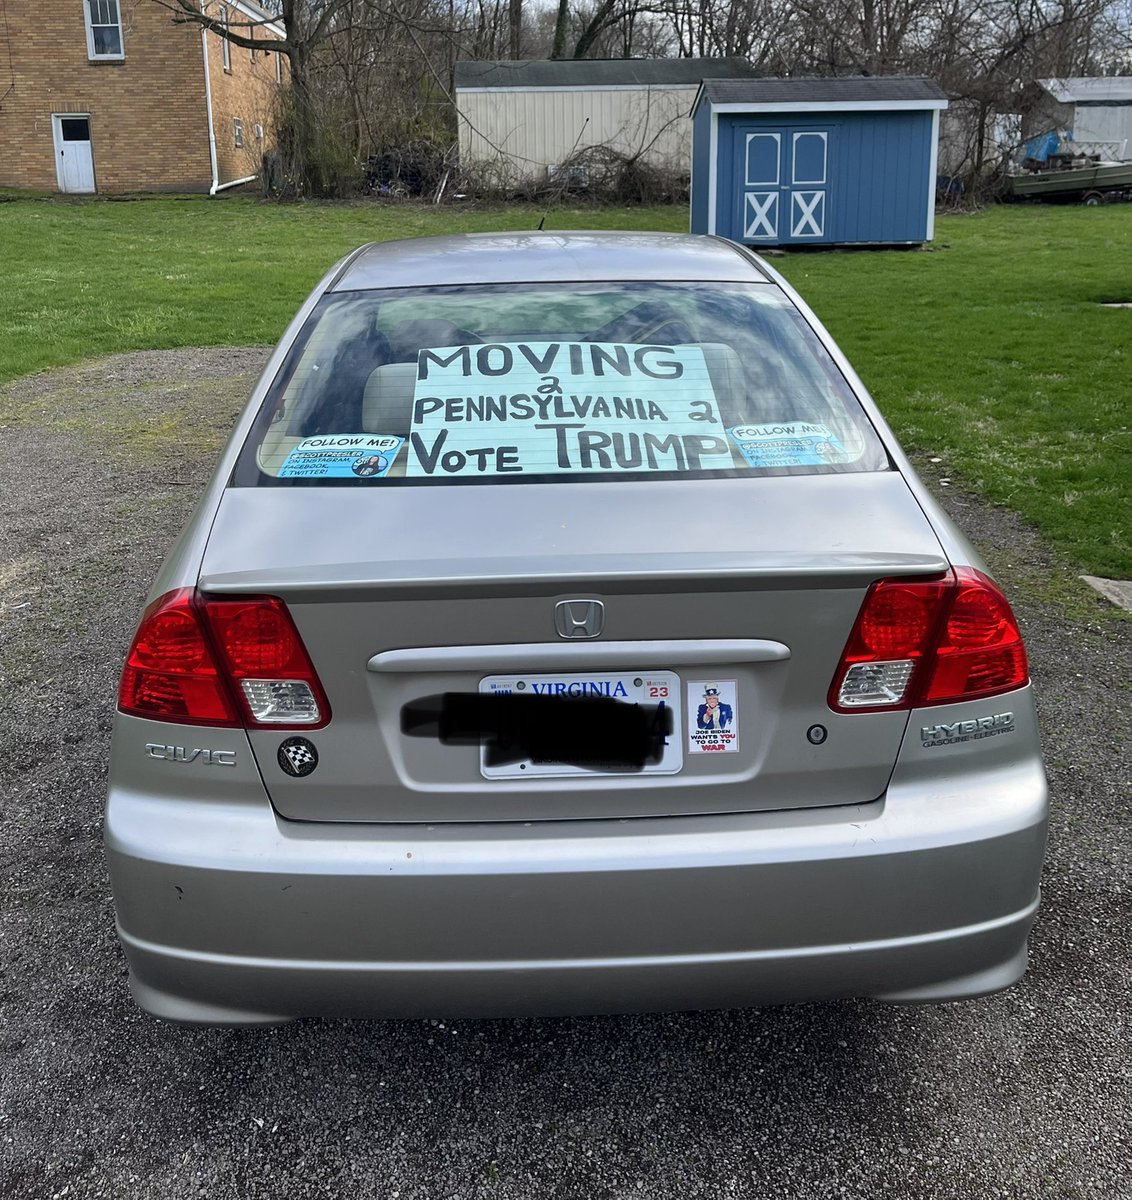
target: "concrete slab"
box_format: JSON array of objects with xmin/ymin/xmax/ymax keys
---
[{"xmin": 1080, "ymin": 575, "xmax": 1132, "ymax": 611}]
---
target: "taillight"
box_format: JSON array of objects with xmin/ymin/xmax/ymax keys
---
[
  {"xmin": 921, "ymin": 577, "xmax": 1028, "ymax": 705},
  {"xmin": 118, "ymin": 591, "xmax": 330, "ymax": 729},
  {"xmin": 829, "ymin": 569, "xmax": 1028, "ymax": 713},
  {"xmin": 119, "ymin": 589, "xmax": 239, "ymax": 726},
  {"xmin": 202, "ymin": 596, "xmax": 330, "ymax": 728}
]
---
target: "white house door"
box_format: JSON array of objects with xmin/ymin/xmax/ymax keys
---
[
  {"xmin": 735, "ymin": 127, "xmax": 830, "ymax": 244},
  {"xmin": 53, "ymin": 116, "xmax": 96, "ymax": 194}
]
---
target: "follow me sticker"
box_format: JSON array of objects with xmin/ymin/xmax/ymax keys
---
[
  {"xmin": 280, "ymin": 434, "xmax": 404, "ymax": 479},
  {"xmin": 727, "ymin": 422, "xmax": 846, "ymax": 468}
]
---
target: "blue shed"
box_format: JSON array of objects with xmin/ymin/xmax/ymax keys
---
[{"xmin": 690, "ymin": 77, "xmax": 949, "ymax": 246}]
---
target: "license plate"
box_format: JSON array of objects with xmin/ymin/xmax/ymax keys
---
[{"xmin": 478, "ymin": 672, "xmax": 682, "ymax": 779}]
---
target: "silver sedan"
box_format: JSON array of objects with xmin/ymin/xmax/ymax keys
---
[{"xmin": 105, "ymin": 232, "xmax": 1047, "ymax": 1025}]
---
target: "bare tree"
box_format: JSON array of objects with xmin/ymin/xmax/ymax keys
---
[
  {"xmin": 509, "ymin": 0, "xmax": 522, "ymax": 56},
  {"xmin": 159, "ymin": 0, "xmax": 337, "ymax": 118},
  {"xmin": 550, "ymin": 0, "xmax": 570, "ymax": 56},
  {"xmin": 156, "ymin": 0, "xmax": 359, "ymax": 190},
  {"xmin": 154, "ymin": 0, "xmax": 1131, "ymax": 200}
]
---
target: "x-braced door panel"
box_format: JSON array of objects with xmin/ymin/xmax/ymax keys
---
[
  {"xmin": 791, "ymin": 191, "xmax": 825, "ymax": 237},
  {"xmin": 744, "ymin": 192, "xmax": 779, "ymax": 239},
  {"xmin": 736, "ymin": 127, "xmax": 830, "ymax": 243}
]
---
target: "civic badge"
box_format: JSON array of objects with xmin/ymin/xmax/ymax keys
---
[
  {"xmin": 554, "ymin": 599, "xmax": 604, "ymax": 639},
  {"xmin": 278, "ymin": 737, "xmax": 318, "ymax": 777}
]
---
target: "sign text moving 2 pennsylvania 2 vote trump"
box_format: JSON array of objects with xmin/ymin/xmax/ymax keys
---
[{"xmin": 406, "ymin": 342, "xmax": 731, "ymax": 478}]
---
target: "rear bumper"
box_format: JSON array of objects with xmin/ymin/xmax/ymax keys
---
[
  {"xmin": 118, "ymin": 903, "xmax": 1039, "ymax": 1025},
  {"xmin": 105, "ymin": 753, "xmax": 1048, "ymax": 1024}
]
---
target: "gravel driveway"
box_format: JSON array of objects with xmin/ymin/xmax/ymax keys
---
[{"xmin": 1, "ymin": 349, "xmax": 1128, "ymax": 1200}]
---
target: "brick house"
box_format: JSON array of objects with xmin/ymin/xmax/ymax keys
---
[{"xmin": 0, "ymin": 0, "xmax": 286, "ymax": 194}]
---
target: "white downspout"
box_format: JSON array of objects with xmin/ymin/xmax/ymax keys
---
[{"xmin": 201, "ymin": 25, "xmax": 219, "ymax": 194}]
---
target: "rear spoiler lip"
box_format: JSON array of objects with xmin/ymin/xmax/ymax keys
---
[{"xmin": 198, "ymin": 552, "xmax": 950, "ymax": 598}]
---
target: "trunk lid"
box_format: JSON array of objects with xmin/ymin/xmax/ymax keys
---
[{"xmin": 199, "ymin": 473, "xmax": 947, "ymax": 822}]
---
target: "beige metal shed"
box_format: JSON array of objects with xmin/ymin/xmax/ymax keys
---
[{"xmin": 455, "ymin": 58, "xmax": 755, "ymax": 186}]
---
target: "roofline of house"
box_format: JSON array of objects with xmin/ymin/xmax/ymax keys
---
[{"xmin": 222, "ymin": 0, "xmax": 286, "ymax": 40}]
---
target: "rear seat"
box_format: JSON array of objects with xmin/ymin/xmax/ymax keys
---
[{"xmin": 362, "ymin": 362, "xmax": 417, "ymax": 434}]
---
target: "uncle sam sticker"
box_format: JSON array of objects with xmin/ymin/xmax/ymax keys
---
[{"xmin": 688, "ymin": 680, "xmax": 738, "ymax": 754}]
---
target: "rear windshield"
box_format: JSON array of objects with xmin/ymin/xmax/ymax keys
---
[{"xmin": 233, "ymin": 282, "xmax": 888, "ymax": 487}]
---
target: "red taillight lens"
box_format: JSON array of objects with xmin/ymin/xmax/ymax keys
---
[
  {"xmin": 132, "ymin": 608, "xmax": 209, "ymax": 670},
  {"xmin": 118, "ymin": 589, "xmax": 239, "ymax": 726},
  {"xmin": 855, "ymin": 582, "xmax": 942, "ymax": 658},
  {"xmin": 922, "ymin": 572, "xmax": 1028, "ymax": 704},
  {"xmin": 203, "ymin": 600, "xmax": 299, "ymax": 675},
  {"xmin": 118, "ymin": 591, "xmax": 330, "ymax": 729},
  {"xmin": 829, "ymin": 569, "xmax": 1029, "ymax": 713}
]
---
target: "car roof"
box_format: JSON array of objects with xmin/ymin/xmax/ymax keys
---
[{"xmin": 331, "ymin": 232, "xmax": 773, "ymax": 292}]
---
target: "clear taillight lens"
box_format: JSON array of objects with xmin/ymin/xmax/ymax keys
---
[
  {"xmin": 239, "ymin": 679, "xmax": 321, "ymax": 724},
  {"xmin": 829, "ymin": 569, "xmax": 1028, "ymax": 713},
  {"xmin": 836, "ymin": 660, "xmax": 916, "ymax": 708}
]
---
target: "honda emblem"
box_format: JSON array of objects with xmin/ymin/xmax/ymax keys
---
[{"xmin": 554, "ymin": 599, "xmax": 605, "ymax": 640}]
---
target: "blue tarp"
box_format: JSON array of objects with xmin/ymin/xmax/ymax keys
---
[{"xmin": 1024, "ymin": 131, "xmax": 1064, "ymax": 162}]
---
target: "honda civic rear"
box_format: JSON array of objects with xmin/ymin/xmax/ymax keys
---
[{"xmin": 104, "ymin": 232, "xmax": 1048, "ymax": 1025}]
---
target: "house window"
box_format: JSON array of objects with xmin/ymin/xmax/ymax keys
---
[
  {"xmin": 219, "ymin": 6, "xmax": 231, "ymax": 71},
  {"xmin": 275, "ymin": 51, "xmax": 282, "ymax": 84},
  {"xmin": 84, "ymin": 0, "xmax": 124, "ymax": 60},
  {"xmin": 234, "ymin": 118, "xmax": 244, "ymax": 148}
]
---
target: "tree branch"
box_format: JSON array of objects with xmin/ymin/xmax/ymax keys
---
[{"xmin": 153, "ymin": 0, "xmax": 290, "ymax": 52}]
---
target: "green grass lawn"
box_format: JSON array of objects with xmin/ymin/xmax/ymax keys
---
[{"xmin": 0, "ymin": 196, "xmax": 1127, "ymax": 576}]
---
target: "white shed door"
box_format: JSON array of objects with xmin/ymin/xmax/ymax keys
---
[{"xmin": 53, "ymin": 116, "xmax": 96, "ymax": 194}]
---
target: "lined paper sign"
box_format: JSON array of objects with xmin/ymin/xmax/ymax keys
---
[{"xmin": 406, "ymin": 342, "xmax": 732, "ymax": 477}]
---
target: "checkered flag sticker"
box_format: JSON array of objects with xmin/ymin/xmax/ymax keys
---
[{"xmin": 278, "ymin": 737, "xmax": 318, "ymax": 777}]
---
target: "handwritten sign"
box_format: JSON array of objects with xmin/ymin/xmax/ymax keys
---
[{"xmin": 406, "ymin": 342, "xmax": 733, "ymax": 478}]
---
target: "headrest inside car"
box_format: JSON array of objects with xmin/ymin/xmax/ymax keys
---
[{"xmin": 362, "ymin": 363, "xmax": 417, "ymax": 433}]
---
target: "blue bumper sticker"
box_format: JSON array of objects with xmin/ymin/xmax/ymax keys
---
[
  {"xmin": 727, "ymin": 422, "xmax": 845, "ymax": 468},
  {"xmin": 280, "ymin": 435, "xmax": 404, "ymax": 479}
]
